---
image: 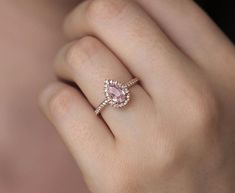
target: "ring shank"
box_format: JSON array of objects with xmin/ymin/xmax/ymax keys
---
[
  {"xmin": 123, "ymin": 78, "xmax": 139, "ymax": 88},
  {"xmin": 95, "ymin": 99, "xmax": 110, "ymax": 115}
]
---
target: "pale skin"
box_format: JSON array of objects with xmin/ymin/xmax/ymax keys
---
[{"xmin": 39, "ymin": 0, "xmax": 235, "ymax": 193}]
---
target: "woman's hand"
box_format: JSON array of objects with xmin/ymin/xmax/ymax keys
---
[{"xmin": 39, "ymin": 0, "xmax": 235, "ymax": 192}]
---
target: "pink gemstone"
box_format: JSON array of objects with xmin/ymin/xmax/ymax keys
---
[{"xmin": 107, "ymin": 85, "xmax": 127, "ymax": 103}]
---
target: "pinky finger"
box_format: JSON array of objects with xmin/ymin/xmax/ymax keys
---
[{"xmin": 39, "ymin": 82, "xmax": 115, "ymax": 187}]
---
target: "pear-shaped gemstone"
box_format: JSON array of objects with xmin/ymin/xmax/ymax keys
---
[{"xmin": 107, "ymin": 84, "xmax": 127, "ymax": 104}]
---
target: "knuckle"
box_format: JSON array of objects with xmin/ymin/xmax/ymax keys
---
[
  {"xmin": 185, "ymin": 89, "xmax": 219, "ymax": 131},
  {"xmin": 48, "ymin": 87, "xmax": 76, "ymax": 116},
  {"xmin": 65, "ymin": 36, "xmax": 100, "ymax": 72},
  {"xmin": 109, "ymin": 166, "xmax": 139, "ymax": 193},
  {"xmin": 86, "ymin": 0, "xmax": 129, "ymax": 23},
  {"xmin": 154, "ymin": 139, "xmax": 182, "ymax": 172},
  {"xmin": 157, "ymin": 148, "xmax": 179, "ymax": 170},
  {"xmin": 109, "ymin": 150, "xmax": 180, "ymax": 193}
]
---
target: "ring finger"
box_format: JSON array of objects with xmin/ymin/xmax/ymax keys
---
[{"xmin": 55, "ymin": 36, "xmax": 155, "ymax": 140}]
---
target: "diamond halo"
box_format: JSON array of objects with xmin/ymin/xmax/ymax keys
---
[
  {"xmin": 104, "ymin": 79, "xmax": 130, "ymax": 108},
  {"xmin": 95, "ymin": 78, "xmax": 139, "ymax": 115}
]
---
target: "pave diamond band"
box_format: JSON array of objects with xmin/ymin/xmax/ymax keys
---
[{"xmin": 95, "ymin": 78, "xmax": 139, "ymax": 115}]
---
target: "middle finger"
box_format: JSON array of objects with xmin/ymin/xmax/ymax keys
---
[
  {"xmin": 64, "ymin": 0, "xmax": 201, "ymax": 106},
  {"xmin": 55, "ymin": 36, "xmax": 154, "ymax": 140}
]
